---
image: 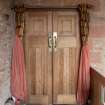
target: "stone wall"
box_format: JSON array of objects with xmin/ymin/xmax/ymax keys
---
[
  {"xmin": 0, "ymin": 0, "xmax": 15, "ymax": 105},
  {"xmin": 89, "ymin": 0, "xmax": 105, "ymax": 69}
]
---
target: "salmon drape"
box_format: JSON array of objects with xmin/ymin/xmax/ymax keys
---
[
  {"xmin": 76, "ymin": 43, "xmax": 90, "ymax": 105},
  {"xmin": 11, "ymin": 35, "xmax": 28, "ymax": 105}
]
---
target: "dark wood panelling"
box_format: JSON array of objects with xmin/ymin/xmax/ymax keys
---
[{"xmin": 90, "ymin": 68, "xmax": 105, "ymax": 105}]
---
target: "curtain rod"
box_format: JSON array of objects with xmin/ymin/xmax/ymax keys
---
[
  {"xmin": 12, "ymin": 6, "xmax": 78, "ymax": 11},
  {"xmin": 25, "ymin": 7, "xmax": 78, "ymax": 11},
  {"xmin": 12, "ymin": 4, "xmax": 93, "ymax": 12}
]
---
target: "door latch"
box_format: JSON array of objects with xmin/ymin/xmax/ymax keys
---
[
  {"xmin": 53, "ymin": 32, "xmax": 57, "ymax": 51},
  {"xmin": 48, "ymin": 32, "xmax": 53, "ymax": 51}
]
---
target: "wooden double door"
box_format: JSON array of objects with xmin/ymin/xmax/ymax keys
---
[{"xmin": 24, "ymin": 11, "xmax": 80, "ymax": 105}]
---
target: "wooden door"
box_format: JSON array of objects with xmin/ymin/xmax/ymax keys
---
[
  {"xmin": 24, "ymin": 11, "xmax": 80, "ymax": 105},
  {"xmin": 24, "ymin": 11, "xmax": 53, "ymax": 105},
  {"xmin": 53, "ymin": 11, "xmax": 80, "ymax": 104}
]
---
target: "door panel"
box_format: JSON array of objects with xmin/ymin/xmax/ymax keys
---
[
  {"xmin": 53, "ymin": 11, "xmax": 80, "ymax": 104},
  {"xmin": 24, "ymin": 12, "xmax": 52, "ymax": 104}
]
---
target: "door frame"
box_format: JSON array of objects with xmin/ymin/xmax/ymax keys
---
[{"xmin": 23, "ymin": 9, "xmax": 80, "ymax": 105}]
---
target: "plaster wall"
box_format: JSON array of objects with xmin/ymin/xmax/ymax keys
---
[
  {"xmin": 0, "ymin": 0, "xmax": 15, "ymax": 104},
  {"xmin": 89, "ymin": 0, "xmax": 105, "ymax": 69}
]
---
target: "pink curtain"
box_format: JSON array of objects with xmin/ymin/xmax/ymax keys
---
[
  {"xmin": 11, "ymin": 35, "xmax": 28, "ymax": 105},
  {"xmin": 76, "ymin": 43, "xmax": 90, "ymax": 105}
]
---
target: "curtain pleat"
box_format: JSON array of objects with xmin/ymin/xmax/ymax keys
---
[
  {"xmin": 11, "ymin": 35, "xmax": 27, "ymax": 105},
  {"xmin": 76, "ymin": 43, "xmax": 90, "ymax": 105}
]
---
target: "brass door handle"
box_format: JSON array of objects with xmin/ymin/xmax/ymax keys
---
[
  {"xmin": 48, "ymin": 32, "xmax": 53, "ymax": 51},
  {"xmin": 48, "ymin": 32, "xmax": 57, "ymax": 52},
  {"xmin": 53, "ymin": 32, "xmax": 57, "ymax": 50}
]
